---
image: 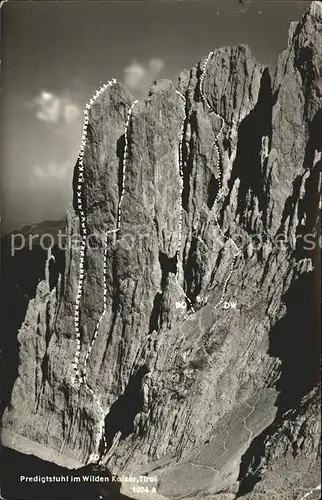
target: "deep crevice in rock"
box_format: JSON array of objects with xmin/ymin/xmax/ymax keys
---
[
  {"xmin": 295, "ymin": 160, "xmax": 321, "ymax": 261},
  {"xmin": 304, "ymin": 109, "xmax": 322, "ymax": 169},
  {"xmin": 207, "ymin": 171, "xmax": 220, "ymax": 210},
  {"xmin": 102, "ymin": 365, "xmax": 149, "ymax": 452},
  {"xmin": 236, "ymin": 425, "xmax": 272, "ymax": 497},
  {"xmin": 148, "ymin": 292, "xmax": 162, "ymax": 333},
  {"xmin": 184, "ymin": 235, "xmax": 201, "ymax": 303},
  {"xmin": 225, "ymin": 68, "xmax": 273, "ymax": 231},
  {"xmin": 117, "ymin": 133, "xmax": 126, "ymax": 210},
  {"xmin": 182, "ymin": 110, "xmax": 198, "ymax": 212},
  {"xmin": 195, "ymin": 63, "xmax": 203, "ymax": 103},
  {"xmin": 295, "ymin": 44, "xmax": 314, "ymax": 118},
  {"xmin": 269, "ymin": 270, "xmax": 320, "ymax": 414},
  {"xmin": 159, "ymin": 251, "xmax": 178, "ymax": 290}
]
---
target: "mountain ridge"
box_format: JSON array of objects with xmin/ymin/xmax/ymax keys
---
[{"xmin": 1, "ymin": 3, "xmax": 321, "ymax": 499}]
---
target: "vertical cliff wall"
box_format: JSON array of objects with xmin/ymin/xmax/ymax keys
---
[{"xmin": 2, "ymin": 2, "xmax": 321, "ymax": 499}]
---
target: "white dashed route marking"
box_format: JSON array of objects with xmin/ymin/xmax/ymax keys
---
[
  {"xmin": 73, "ymin": 53, "xmax": 241, "ymax": 461},
  {"xmin": 82, "ymin": 228, "xmax": 118, "ymax": 381},
  {"xmin": 117, "ymin": 99, "xmax": 139, "ymax": 229},
  {"xmin": 72, "ymin": 78, "xmax": 122, "ymax": 463},
  {"xmin": 73, "ymin": 78, "xmax": 117, "ymax": 386},
  {"xmin": 299, "ymin": 484, "xmax": 321, "ymax": 499},
  {"xmin": 199, "ymin": 51, "xmax": 241, "ymax": 309},
  {"xmin": 82, "ymin": 100, "xmax": 138, "ymax": 389},
  {"xmin": 74, "ymin": 88, "xmax": 140, "ymax": 464},
  {"xmin": 95, "ymin": 99, "xmax": 138, "ymax": 464},
  {"xmin": 81, "ymin": 228, "xmax": 119, "ymax": 462}
]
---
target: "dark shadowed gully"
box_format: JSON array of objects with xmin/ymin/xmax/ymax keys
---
[{"xmin": 1, "ymin": 2, "xmax": 321, "ymax": 499}]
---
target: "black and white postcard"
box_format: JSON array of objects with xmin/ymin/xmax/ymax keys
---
[{"xmin": 1, "ymin": 1, "xmax": 321, "ymax": 499}]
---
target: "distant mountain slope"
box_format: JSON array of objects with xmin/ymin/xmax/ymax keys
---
[{"xmin": 1, "ymin": 3, "xmax": 321, "ymax": 499}]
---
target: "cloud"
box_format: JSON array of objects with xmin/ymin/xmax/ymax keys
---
[
  {"xmin": 28, "ymin": 91, "xmax": 81, "ymax": 125},
  {"xmin": 123, "ymin": 58, "xmax": 165, "ymax": 96},
  {"xmin": 124, "ymin": 62, "xmax": 146, "ymax": 90},
  {"xmin": 64, "ymin": 103, "xmax": 81, "ymax": 123},
  {"xmin": 33, "ymin": 92, "xmax": 61, "ymax": 123},
  {"xmin": 31, "ymin": 161, "xmax": 72, "ymax": 182},
  {"xmin": 149, "ymin": 58, "xmax": 164, "ymax": 74}
]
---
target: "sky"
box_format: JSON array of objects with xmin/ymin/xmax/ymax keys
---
[{"xmin": 0, "ymin": 0, "xmax": 310, "ymax": 234}]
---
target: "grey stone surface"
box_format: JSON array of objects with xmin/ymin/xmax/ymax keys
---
[{"xmin": 1, "ymin": 2, "xmax": 321, "ymax": 499}]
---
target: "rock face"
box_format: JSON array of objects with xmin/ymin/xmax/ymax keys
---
[{"xmin": 1, "ymin": 2, "xmax": 321, "ymax": 499}]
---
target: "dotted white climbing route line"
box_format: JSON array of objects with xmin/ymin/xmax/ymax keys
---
[
  {"xmin": 101, "ymin": 431, "xmax": 121, "ymax": 463},
  {"xmin": 81, "ymin": 226, "xmax": 119, "ymax": 464},
  {"xmin": 176, "ymin": 90, "xmax": 185, "ymax": 101},
  {"xmin": 117, "ymin": 99, "xmax": 139, "ymax": 229},
  {"xmin": 199, "ymin": 51, "xmax": 225, "ymax": 204},
  {"xmin": 82, "ymin": 229, "xmax": 117, "ymax": 381},
  {"xmin": 213, "ymin": 253, "xmax": 239, "ymax": 310},
  {"xmin": 85, "ymin": 387, "xmax": 108, "ymax": 463},
  {"xmin": 90, "ymin": 98, "xmax": 138, "ymax": 464},
  {"xmin": 299, "ymin": 484, "xmax": 321, "ymax": 500},
  {"xmin": 81, "ymin": 99, "xmax": 138, "ymax": 387},
  {"xmin": 199, "ymin": 51, "xmax": 241, "ymax": 307},
  {"xmin": 71, "ymin": 79, "xmax": 120, "ymax": 464},
  {"xmin": 175, "ymin": 279, "xmax": 196, "ymax": 316},
  {"xmin": 200, "ymin": 52, "xmax": 225, "ymax": 220},
  {"xmin": 72, "ymin": 78, "xmax": 117, "ymax": 386},
  {"xmin": 72, "ymin": 111, "xmax": 89, "ymax": 383}
]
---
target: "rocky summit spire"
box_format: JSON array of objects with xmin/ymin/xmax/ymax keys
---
[{"xmin": 1, "ymin": 3, "xmax": 321, "ymax": 499}]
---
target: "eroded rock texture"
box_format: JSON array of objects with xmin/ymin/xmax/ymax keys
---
[{"xmin": 1, "ymin": 2, "xmax": 321, "ymax": 499}]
